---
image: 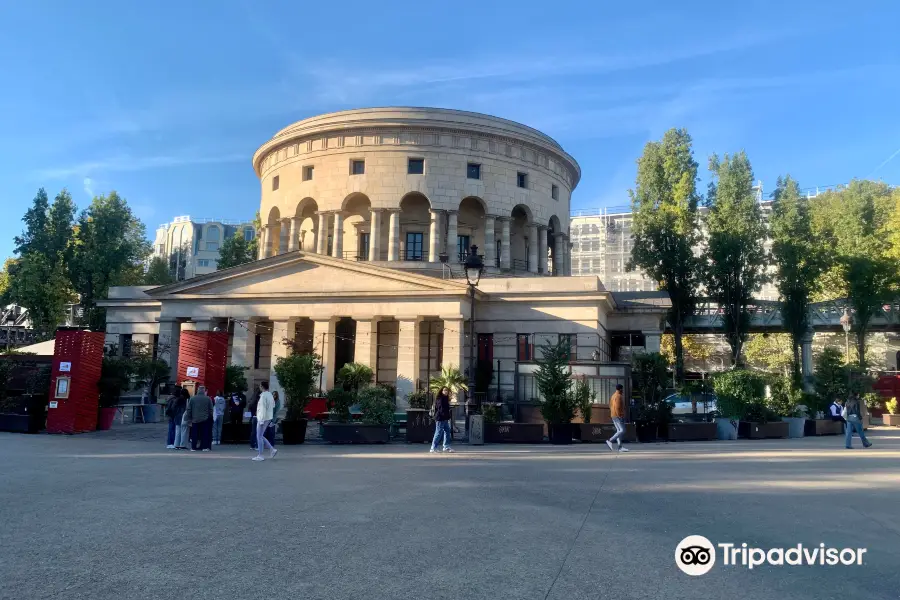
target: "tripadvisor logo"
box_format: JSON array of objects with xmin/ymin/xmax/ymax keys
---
[{"xmin": 675, "ymin": 536, "xmax": 867, "ymax": 576}]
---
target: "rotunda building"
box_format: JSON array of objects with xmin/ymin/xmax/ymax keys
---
[{"xmin": 252, "ymin": 107, "xmax": 580, "ymax": 276}]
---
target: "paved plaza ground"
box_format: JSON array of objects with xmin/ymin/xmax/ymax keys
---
[{"xmin": 2, "ymin": 423, "xmax": 899, "ymax": 600}]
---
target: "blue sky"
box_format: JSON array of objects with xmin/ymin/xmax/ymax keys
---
[{"xmin": 1, "ymin": 1, "xmax": 898, "ymax": 260}]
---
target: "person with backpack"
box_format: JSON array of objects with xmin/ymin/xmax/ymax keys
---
[
  {"xmin": 164, "ymin": 386, "xmax": 182, "ymax": 449},
  {"xmin": 185, "ymin": 385, "xmax": 214, "ymax": 452},
  {"xmin": 843, "ymin": 393, "xmax": 872, "ymax": 449},
  {"xmin": 429, "ymin": 387, "xmax": 453, "ymax": 453}
]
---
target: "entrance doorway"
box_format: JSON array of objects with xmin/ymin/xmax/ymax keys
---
[{"xmin": 334, "ymin": 318, "xmax": 356, "ymax": 376}]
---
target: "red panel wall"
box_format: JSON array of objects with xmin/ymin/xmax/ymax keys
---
[
  {"xmin": 176, "ymin": 331, "xmax": 229, "ymax": 395},
  {"xmin": 46, "ymin": 330, "xmax": 105, "ymax": 434}
]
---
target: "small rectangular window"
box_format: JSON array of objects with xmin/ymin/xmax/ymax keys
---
[
  {"xmin": 516, "ymin": 334, "xmax": 532, "ymax": 361},
  {"xmin": 467, "ymin": 163, "xmax": 481, "ymax": 180},
  {"xmin": 198, "ymin": 259, "xmax": 210, "ymax": 267},
  {"xmin": 551, "ymin": 184, "xmax": 559, "ymax": 200},
  {"xmin": 302, "ymin": 165, "xmax": 314, "ymax": 181},
  {"xmin": 206, "ymin": 242, "xmax": 218, "ymax": 252},
  {"xmin": 350, "ymin": 160, "xmax": 365, "ymax": 175},
  {"xmin": 408, "ymin": 158, "xmax": 424, "ymax": 174},
  {"xmin": 517, "ymin": 172, "xmax": 528, "ymax": 188},
  {"xmin": 405, "ymin": 232, "xmax": 424, "ymax": 261},
  {"xmin": 272, "ymin": 175, "xmax": 279, "ymax": 191}
]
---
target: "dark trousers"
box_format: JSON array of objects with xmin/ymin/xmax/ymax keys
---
[
  {"xmin": 167, "ymin": 419, "xmax": 176, "ymax": 445},
  {"xmin": 229, "ymin": 413, "xmax": 242, "ymax": 426},
  {"xmin": 250, "ymin": 416, "xmax": 257, "ymax": 449},
  {"xmin": 191, "ymin": 418, "xmax": 212, "ymax": 450}
]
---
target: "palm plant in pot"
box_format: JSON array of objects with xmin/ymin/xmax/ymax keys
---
[
  {"xmin": 273, "ymin": 352, "xmax": 322, "ymax": 444},
  {"xmin": 535, "ymin": 338, "xmax": 576, "ymax": 444},
  {"xmin": 337, "ymin": 362, "xmax": 373, "ymax": 394}
]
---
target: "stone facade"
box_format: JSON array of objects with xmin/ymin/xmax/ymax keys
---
[{"xmin": 153, "ymin": 216, "xmax": 255, "ymax": 280}]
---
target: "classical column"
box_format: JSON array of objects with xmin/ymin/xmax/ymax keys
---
[
  {"xmin": 257, "ymin": 227, "xmax": 267, "ymax": 260},
  {"xmin": 396, "ymin": 317, "xmax": 422, "ymax": 407},
  {"xmin": 354, "ymin": 318, "xmax": 379, "ymax": 371},
  {"xmin": 428, "ymin": 209, "xmax": 441, "ymax": 262},
  {"xmin": 264, "ymin": 225, "xmax": 275, "ymax": 258},
  {"xmin": 313, "ymin": 318, "xmax": 337, "ymax": 392},
  {"xmin": 158, "ymin": 318, "xmax": 181, "ymax": 382},
  {"xmin": 499, "ymin": 217, "xmax": 511, "ymax": 270},
  {"xmin": 484, "ymin": 215, "xmax": 496, "ymax": 268},
  {"xmin": 279, "ymin": 218, "xmax": 291, "ymax": 255},
  {"xmin": 643, "ymin": 331, "xmax": 662, "ymax": 353},
  {"xmin": 269, "ymin": 319, "xmax": 296, "ymax": 400},
  {"xmin": 553, "ymin": 233, "xmax": 564, "ymax": 276},
  {"xmin": 566, "ymin": 237, "xmax": 573, "ymax": 276},
  {"xmin": 316, "ymin": 212, "xmax": 329, "ymax": 255},
  {"xmin": 288, "ymin": 217, "xmax": 300, "ymax": 252},
  {"xmin": 387, "ymin": 210, "xmax": 400, "ymax": 261},
  {"xmin": 441, "ymin": 317, "xmax": 465, "ymax": 371},
  {"xmin": 538, "ymin": 226, "xmax": 549, "ymax": 274},
  {"xmin": 231, "ymin": 319, "xmax": 255, "ymax": 367},
  {"xmin": 332, "ymin": 212, "xmax": 344, "ymax": 258},
  {"xmin": 369, "ymin": 209, "xmax": 382, "ymax": 261},
  {"xmin": 527, "ymin": 224, "xmax": 539, "ymax": 274},
  {"xmin": 446, "ymin": 210, "xmax": 459, "ymax": 261}
]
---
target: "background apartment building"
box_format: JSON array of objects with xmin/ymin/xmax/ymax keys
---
[{"xmin": 152, "ymin": 216, "xmax": 255, "ymax": 281}]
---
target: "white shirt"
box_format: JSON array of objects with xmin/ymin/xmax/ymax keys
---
[{"xmin": 257, "ymin": 391, "xmax": 275, "ymax": 422}]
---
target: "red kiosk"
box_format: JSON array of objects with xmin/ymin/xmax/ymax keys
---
[
  {"xmin": 46, "ymin": 329, "xmax": 105, "ymax": 434},
  {"xmin": 176, "ymin": 330, "xmax": 228, "ymax": 395}
]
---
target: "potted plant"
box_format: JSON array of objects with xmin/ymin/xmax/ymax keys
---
[
  {"xmin": 864, "ymin": 393, "xmax": 884, "ymax": 419},
  {"xmin": 97, "ymin": 356, "xmax": 132, "ymax": 430},
  {"xmin": 405, "ymin": 390, "xmax": 432, "ymax": 443},
  {"xmin": 534, "ymin": 338, "xmax": 576, "ymax": 444},
  {"xmin": 429, "ymin": 365, "xmax": 469, "ymax": 405},
  {"xmin": 323, "ymin": 386, "xmax": 393, "ymax": 443},
  {"xmin": 337, "ymin": 362, "xmax": 373, "ymax": 394},
  {"xmin": 768, "ymin": 375, "xmax": 805, "ymax": 438},
  {"xmin": 738, "ymin": 400, "xmax": 788, "ymax": 439},
  {"xmin": 273, "ymin": 352, "xmax": 322, "ymax": 444},
  {"xmin": 632, "ymin": 352, "xmax": 671, "ymax": 442},
  {"xmin": 713, "ymin": 370, "xmax": 762, "ymax": 440},
  {"xmin": 129, "ymin": 340, "xmax": 170, "ymax": 421},
  {"xmin": 884, "ymin": 398, "xmax": 900, "ymax": 426},
  {"xmin": 572, "ymin": 376, "xmax": 595, "ymax": 441}
]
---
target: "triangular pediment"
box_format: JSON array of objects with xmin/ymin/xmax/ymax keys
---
[{"xmin": 146, "ymin": 252, "xmax": 472, "ymax": 298}]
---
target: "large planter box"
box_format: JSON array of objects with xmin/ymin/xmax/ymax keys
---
[
  {"xmin": 322, "ymin": 423, "xmax": 390, "ymax": 444},
  {"xmin": 739, "ymin": 421, "xmax": 789, "ymax": 439},
  {"xmin": 664, "ymin": 422, "xmax": 717, "ymax": 441},
  {"xmin": 804, "ymin": 419, "xmax": 843, "ymax": 436},
  {"xmin": 0, "ymin": 413, "xmax": 42, "ymax": 433},
  {"xmin": 281, "ymin": 419, "xmax": 308, "ymax": 445},
  {"xmin": 406, "ymin": 409, "xmax": 433, "ymax": 443},
  {"xmin": 548, "ymin": 423, "xmax": 575, "ymax": 445},
  {"xmin": 635, "ymin": 423, "xmax": 661, "ymax": 443},
  {"xmin": 781, "ymin": 416, "xmax": 806, "ymax": 438},
  {"xmin": 883, "ymin": 414, "xmax": 900, "ymax": 426},
  {"xmin": 577, "ymin": 423, "xmax": 637, "ymax": 443},
  {"xmin": 484, "ymin": 423, "xmax": 544, "ymax": 443},
  {"xmin": 222, "ymin": 422, "xmax": 252, "ymax": 444}
]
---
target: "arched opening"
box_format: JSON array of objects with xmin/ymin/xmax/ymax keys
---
[
  {"xmin": 399, "ymin": 193, "xmax": 431, "ymax": 261},
  {"xmin": 458, "ymin": 197, "xmax": 486, "ymax": 262},
  {"xmin": 510, "ymin": 204, "xmax": 532, "ymax": 271},
  {"xmin": 548, "ymin": 215, "xmax": 562, "ymax": 276},
  {"xmin": 266, "ymin": 207, "xmax": 281, "ymax": 256},
  {"xmin": 295, "ymin": 198, "xmax": 319, "ymax": 252},
  {"xmin": 342, "ymin": 193, "xmax": 371, "ymax": 260}
]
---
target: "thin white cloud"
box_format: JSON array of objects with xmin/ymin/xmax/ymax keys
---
[
  {"xmin": 868, "ymin": 146, "xmax": 900, "ymax": 177},
  {"xmin": 36, "ymin": 152, "xmax": 246, "ymax": 179},
  {"xmin": 83, "ymin": 176, "xmax": 94, "ymax": 197}
]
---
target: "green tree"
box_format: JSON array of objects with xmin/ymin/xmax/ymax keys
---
[
  {"xmin": 217, "ymin": 231, "xmax": 255, "ymax": 270},
  {"xmin": 628, "ymin": 128, "xmax": 701, "ymax": 384},
  {"xmin": 273, "ymin": 353, "xmax": 323, "ymax": 421},
  {"xmin": 144, "ymin": 256, "xmax": 174, "ymax": 285},
  {"xmin": 0, "ymin": 258, "xmax": 13, "ymax": 301},
  {"xmin": 811, "ymin": 180, "xmax": 895, "ymax": 368},
  {"xmin": 814, "ymin": 346, "xmax": 848, "ymax": 403},
  {"xmin": 70, "ymin": 192, "xmax": 151, "ymax": 330},
  {"xmin": 534, "ymin": 338, "xmax": 576, "ymax": 424},
  {"xmin": 225, "ymin": 365, "xmax": 249, "ymax": 395},
  {"xmin": 770, "ymin": 175, "xmax": 829, "ymax": 381},
  {"xmin": 14, "ymin": 188, "xmax": 51, "ymax": 254},
  {"xmin": 703, "ymin": 152, "xmax": 768, "ymax": 366},
  {"xmin": 743, "ymin": 333, "xmax": 793, "ymax": 376},
  {"xmin": 128, "ymin": 341, "xmax": 170, "ymax": 401}
]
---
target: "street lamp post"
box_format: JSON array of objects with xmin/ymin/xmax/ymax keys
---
[{"xmin": 463, "ymin": 245, "xmax": 484, "ymax": 441}]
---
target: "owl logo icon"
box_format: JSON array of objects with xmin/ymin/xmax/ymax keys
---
[{"xmin": 675, "ymin": 535, "xmax": 716, "ymax": 576}]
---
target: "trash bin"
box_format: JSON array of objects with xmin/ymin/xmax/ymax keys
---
[{"xmin": 469, "ymin": 414, "xmax": 484, "ymax": 445}]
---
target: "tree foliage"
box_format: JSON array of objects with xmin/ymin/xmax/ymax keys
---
[
  {"xmin": 273, "ymin": 353, "xmax": 323, "ymax": 420},
  {"xmin": 70, "ymin": 192, "xmax": 151, "ymax": 330},
  {"xmin": 144, "ymin": 256, "xmax": 174, "ymax": 286},
  {"xmin": 628, "ymin": 128, "xmax": 701, "ymax": 383},
  {"xmin": 660, "ymin": 334, "xmax": 711, "ymax": 368},
  {"xmin": 743, "ymin": 333, "xmax": 793, "ymax": 376},
  {"xmin": 428, "ymin": 365, "xmax": 468, "ymax": 400},
  {"xmin": 217, "ymin": 230, "xmax": 256, "ymax": 270},
  {"xmin": 703, "ymin": 152, "xmax": 768, "ymax": 366},
  {"xmin": 534, "ymin": 338, "xmax": 576, "ymax": 424},
  {"xmin": 770, "ymin": 175, "xmax": 829, "ymax": 381},
  {"xmin": 129, "ymin": 341, "xmax": 170, "ymax": 401},
  {"xmin": 337, "ymin": 362, "xmax": 374, "ymax": 393}
]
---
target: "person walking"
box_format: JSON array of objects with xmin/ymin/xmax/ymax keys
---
[
  {"xmin": 164, "ymin": 386, "xmax": 182, "ymax": 449},
  {"xmin": 174, "ymin": 388, "xmax": 190, "ymax": 450},
  {"xmin": 185, "ymin": 386, "xmax": 214, "ymax": 452},
  {"xmin": 430, "ymin": 387, "xmax": 453, "ymax": 453},
  {"xmin": 606, "ymin": 384, "xmax": 630, "ymax": 453},
  {"xmin": 212, "ymin": 390, "xmax": 226, "ymax": 445},
  {"xmin": 844, "ymin": 393, "xmax": 873, "ymax": 449},
  {"xmin": 252, "ymin": 381, "xmax": 277, "ymax": 461}
]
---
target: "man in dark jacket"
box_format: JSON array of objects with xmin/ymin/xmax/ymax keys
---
[
  {"xmin": 184, "ymin": 386, "xmax": 214, "ymax": 451},
  {"xmin": 164, "ymin": 386, "xmax": 182, "ymax": 449}
]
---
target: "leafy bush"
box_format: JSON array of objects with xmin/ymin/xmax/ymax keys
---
[
  {"xmin": 863, "ymin": 393, "xmax": 882, "ymax": 412},
  {"xmin": 98, "ymin": 357, "xmax": 133, "ymax": 408},
  {"xmin": 886, "ymin": 398, "xmax": 898, "ymax": 415},
  {"xmin": 814, "ymin": 347, "xmax": 846, "ymax": 402},
  {"xmin": 767, "ymin": 375, "xmax": 803, "ymax": 418},
  {"xmin": 337, "ymin": 362, "xmax": 373, "ymax": 392},
  {"xmin": 482, "ymin": 404, "xmax": 501, "ymax": 424},
  {"xmin": 406, "ymin": 390, "xmax": 429, "ymax": 409},
  {"xmin": 802, "ymin": 392, "xmax": 829, "ymax": 418},
  {"xmin": 535, "ymin": 338, "xmax": 576, "ymax": 424},
  {"xmin": 358, "ymin": 385, "xmax": 395, "ymax": 425},
  {"xmin": 225, "ymin": 365, "xmax": 249, "ymax": 395},
  {"xmin": 326, "ymin": 388, "xmax": 355, "ymax": 423},
  {"xmin": 743, "ymin": 400, "xmax": 776, "ymax": 424},
  {"xmin": 273, "ymin": 353, "xmax": 323, "ymax": 420},
  {"xmin": 572, "ymin": 377, "xmax": 595, "ymax": 423},
  {"xmin": 632, "ymin": 352, "xmax": 672, "ymax": 425},
  {"xmin": 713, "ymin": 370, "xmax": 766, "ymax": 419}
]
